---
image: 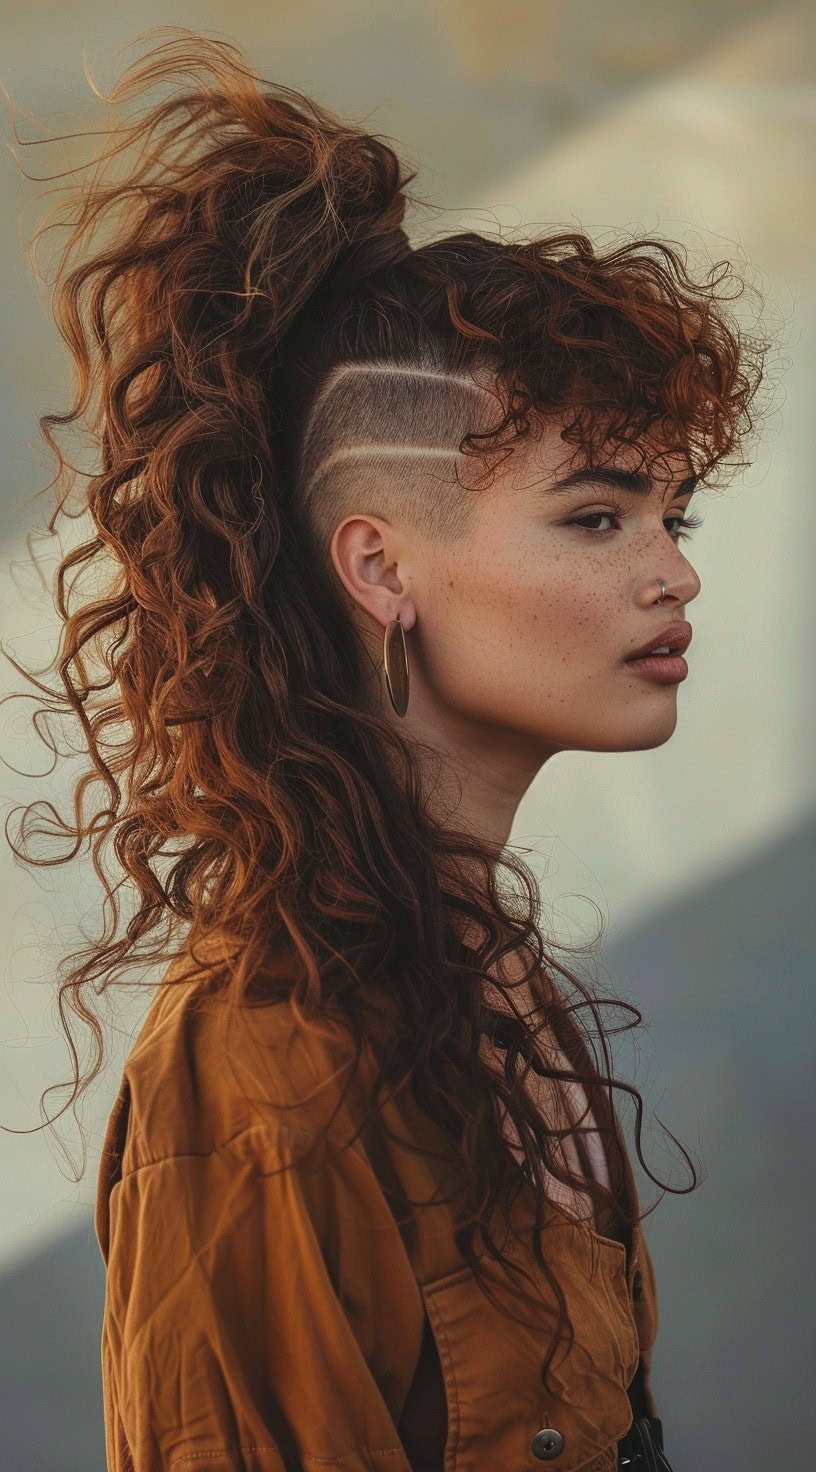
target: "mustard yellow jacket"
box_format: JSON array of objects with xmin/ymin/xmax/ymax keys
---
[{"xmin": 95, "ymin": 933, "xmax": 661, "ymax": 1472}]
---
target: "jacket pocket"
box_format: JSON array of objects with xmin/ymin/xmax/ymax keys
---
[
  {"xmin": 582, "ymin": 1224, "xmax": 642, "ymax": 1390},
  {"xmin": 420, "ymin": 1219, "xmax": 638, "ymax": 1472}
]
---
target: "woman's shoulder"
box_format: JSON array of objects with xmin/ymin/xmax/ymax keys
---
[{"xmin": 113, "ymin": 928, "xmax": 380, "ymax": 1177}]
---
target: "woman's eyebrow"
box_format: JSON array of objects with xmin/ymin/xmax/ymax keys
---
[{"xmin": 545, "ymin": 467, "xmax": 699, "ymax": 500}]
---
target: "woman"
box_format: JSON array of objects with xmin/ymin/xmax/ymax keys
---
[{"xmin": 13, "ymin": 29, "xmax": 766, "ymax": 1472}]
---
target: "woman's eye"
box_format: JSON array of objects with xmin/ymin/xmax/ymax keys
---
[{"xmin": 569, "ymin": 511, "xmax": 704, "ymax": 542}]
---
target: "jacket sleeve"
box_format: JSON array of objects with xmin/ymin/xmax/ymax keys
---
[{"xmin": 100, "ymin": 1124, "xmax": 423, "ymax": 1471}]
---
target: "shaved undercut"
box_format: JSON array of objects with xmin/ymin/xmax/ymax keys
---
[{"xmin": 294, "ymin": 353, "xmax": 504, "ymax": 566}]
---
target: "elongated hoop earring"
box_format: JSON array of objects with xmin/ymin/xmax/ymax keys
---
[{"xmin": 383, "ymin": 612, "xmax": 410, "ymax": 717}]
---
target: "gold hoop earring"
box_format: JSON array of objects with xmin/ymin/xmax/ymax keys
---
[{"xmin": 383, "ymin": 613, "xmax": 410, "ymax": 717}]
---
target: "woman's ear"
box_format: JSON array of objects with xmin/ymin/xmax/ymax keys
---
[{"xmin": 330, "ymin": 513, "xmax": 417, "ymax": 633}]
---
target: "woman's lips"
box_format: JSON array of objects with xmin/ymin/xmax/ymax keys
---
[{"xmin": 624, "ymin": 652, "xmax": 689, "ymax": 682}]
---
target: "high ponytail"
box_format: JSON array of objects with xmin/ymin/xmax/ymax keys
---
[
  {"xmin": 32, "ymin": 29, "xmax": 420, "ymax": 590},
  {"xmin": 6, "ymin": 27, "xmax": 766, "ymax": 1397}
]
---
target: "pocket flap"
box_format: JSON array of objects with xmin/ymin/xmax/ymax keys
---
[{"xmin": 421, "ymin": 1220, "xmax": 638, "ymax": 1471}]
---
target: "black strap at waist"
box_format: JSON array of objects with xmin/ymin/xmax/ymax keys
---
[
  {"xmin": 619, "ymin": 1360, "xmax": 673, "ymax": 1470},
  {"xmin": 617, "ymin": 1415, "xmax": 673, "ymax": 1470}
]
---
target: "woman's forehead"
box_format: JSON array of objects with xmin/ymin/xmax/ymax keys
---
[{"xmin": 508, "ymin": 420, "xmax": 698, "ymax": 494}]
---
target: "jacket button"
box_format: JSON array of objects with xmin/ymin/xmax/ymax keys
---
[
  {"xmin": 531, "ymin": 1427, "xmax": 564, "ymax": 1460},
  {"xmin": 632, "ymin": 1269, "xmax": 643, "ymax": 1302}
]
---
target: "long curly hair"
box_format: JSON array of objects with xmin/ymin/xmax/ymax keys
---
[{"xmin": 4, "ymin": 28, "xmax": 768, "ymax": 1394}]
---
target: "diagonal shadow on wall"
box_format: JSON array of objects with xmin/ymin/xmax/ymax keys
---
[
  {"xmin": 0, "ymin": 1214, "xmax": 106, "ymax": 1471},
  {"xmin": 603, "ymin": 807, "xmax": 816, "ymax": 1472}
]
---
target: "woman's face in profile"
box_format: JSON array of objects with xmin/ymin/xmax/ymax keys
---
[{"xmin": 390, "ymin": 423, "xmax": 702, "ymax": 768}]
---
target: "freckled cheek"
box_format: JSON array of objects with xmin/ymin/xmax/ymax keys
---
[{"xmin": 435, "ymin": 546, "xmax": 585, "ymax": 646}]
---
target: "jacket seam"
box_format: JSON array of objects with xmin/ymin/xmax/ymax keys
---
[
  {"xmin": 302, "ymin": 1451, "xmax": 407, "ymax": 1464},
  {"xmin": 113, "ymin": 1119, "xmax": 369, "ymax": 1180},
  {"xmin": 168, "ymin": 1451, "xmax": 407, "ymax": 1468},
  {"xmin": 169, "ymin": 1452, "xmax": 278, "ymax": 1467}
]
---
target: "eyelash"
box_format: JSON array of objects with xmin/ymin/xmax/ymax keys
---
[{"xmin": 567, "ymin": 506, "xmax": 705, "ymax": 542}]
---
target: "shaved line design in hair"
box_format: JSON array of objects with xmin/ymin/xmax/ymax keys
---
[
  {"xmin": 295, "ymin": 357, "xmax": 502, "ymax": 557},
  {"xmin": 302, "ymin": 443, "xmax": 460, "ymax": 498}
]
